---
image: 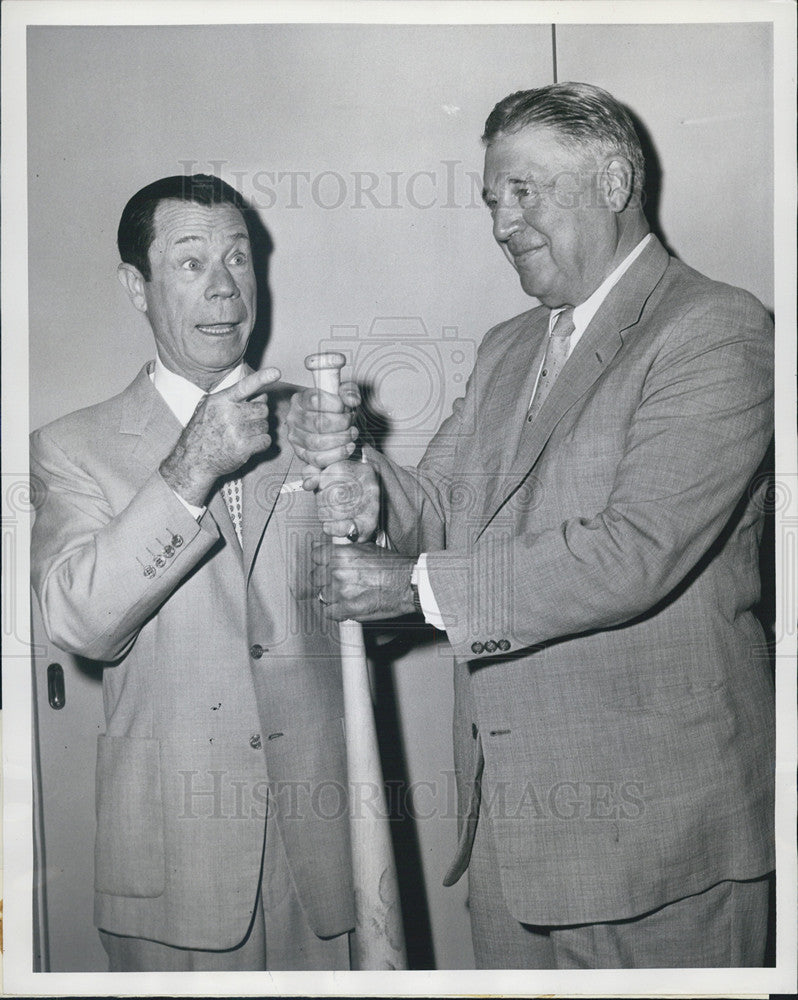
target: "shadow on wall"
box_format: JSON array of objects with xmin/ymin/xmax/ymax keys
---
[
  {"xmin": 367, "ymin": 623, "xmax": 438, "ymax": 968},
  {"xmin": 627, "ymin": 107, "xmax": 676, "ymax": 260},
  {"xmin": 241, "ymin": 202, "xmax": 274, "ymax": 372}
]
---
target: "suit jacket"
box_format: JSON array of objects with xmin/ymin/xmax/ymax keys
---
[
  {"xmin": 31, "ymin": 362, "xmax": 354, "ymax": 949},
  {"xmin": 367, "ymin": 236, "xmax": 774, "ymax": 925}
]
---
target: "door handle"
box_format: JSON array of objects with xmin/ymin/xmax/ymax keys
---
[{"xmin": 47, "ymin": 662, "xmax": 65, "ymax": 710}]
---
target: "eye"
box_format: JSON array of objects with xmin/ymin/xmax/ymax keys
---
[
  {"xmin": 229, "ymin": 251, "xmax": 249, "ymax": 266},
  {"xmin": 181, "ymin": 258, "xmax": 202, "ymax": 271}
]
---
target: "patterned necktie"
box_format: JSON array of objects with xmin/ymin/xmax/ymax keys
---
[
  {"xmin": 527, "ymin": 306, "xmax": 575, "ymax": 422},
  {"xmin": 220, "ymin": 475, "xmax": 243, "ymax": 546}
]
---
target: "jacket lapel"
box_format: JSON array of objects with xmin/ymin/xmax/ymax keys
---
[
  {"xmin": 119, "ymin": 362, "xmax": 245, "ymax": 557},
  {"xmin": 478, "ymin": 310, "xmax": 550, "ymax": 518},
  {"xmin": 120, "ymin": 363, "xmax": 183, "ymax": 477},
  {"xmin": 479, "ymin": 236, "xmax": 670, "ymax": 536},
  {"xmin": 242, "ymin": 383, "xmax": 297, "ymax": 582}
]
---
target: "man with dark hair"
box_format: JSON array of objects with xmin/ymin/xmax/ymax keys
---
[
  {"xmin": 116, "ymin": 174, "xmax": 249, "ymax": 280},
  {"xmin": 31, "ymin": 175, "xmax": 355, "ymax": 970},
  {"xmin": 287, "ymin": 83, "xmax": 775, "ymax": 968}
]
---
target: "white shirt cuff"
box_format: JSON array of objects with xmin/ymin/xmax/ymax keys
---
[
  {"xmin": 412, "ymin": 553, "xmax": 446, "ymax": 631},
  {"xmin": 172, "ymin": 489, "xmax": 206, "ymax": 521}
]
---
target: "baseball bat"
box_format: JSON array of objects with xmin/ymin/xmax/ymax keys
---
[{"xmin": 305, "ymin": 352, "xmax": 407, "ymax": 971}]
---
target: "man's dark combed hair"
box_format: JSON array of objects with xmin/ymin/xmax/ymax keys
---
[
  {"xmin": 117, "ymin": 174, "xmax": 248, "ymax": 281},
  {"xmin": 483, "ymin": 82, "xmax": 645, "ymax": 195}
]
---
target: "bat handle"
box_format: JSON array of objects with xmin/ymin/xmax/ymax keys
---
[
  {"xmin": 305, "ymin": 351, "xmax": 347, "ymax": 397},
  {"xmin": 306, "ymin": 352, "xmax": 361, "ymax": 546}
]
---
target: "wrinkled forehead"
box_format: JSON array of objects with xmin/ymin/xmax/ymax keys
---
[
  {"xmin": 149, "ymin": 198, "xmax": 249, "ymax": 254},
  {"xmin": 483, "ymin": 124, "xmax": 587, "ymax": 186}
]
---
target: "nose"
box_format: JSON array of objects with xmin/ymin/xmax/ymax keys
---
[
  {"xmin": 492, "ymin": 201, "xmax": 524, "ymax": 244},
  {"xmin": 204, "ymin": 261, "xmax": 239, "ymax": 299}
]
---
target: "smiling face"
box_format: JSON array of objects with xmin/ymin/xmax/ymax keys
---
[
  {"xmin": 120, "ymin": 199, "xmax": 256, "ymax": 390},
  {"xmin": 483, "ymin": 125, "xmax": 623, "ymax": 308}
]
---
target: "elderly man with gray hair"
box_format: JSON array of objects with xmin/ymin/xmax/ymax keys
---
[{"xmin": 288, "ymin": 82, "xmax": 774, "ymax": 968}]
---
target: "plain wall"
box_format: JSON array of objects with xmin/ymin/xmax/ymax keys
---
[{"xmin": 27, "ymin": 21, "xmax": 773, "ymax": 972}]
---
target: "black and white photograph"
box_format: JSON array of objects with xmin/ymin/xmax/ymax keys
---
[{"xmin": 2, "ymin": 1, "xmax": 795, "ymax": 995}]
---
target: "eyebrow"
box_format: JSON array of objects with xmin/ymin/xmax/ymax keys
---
[
  {"xmin": 482, "ymin": 175, "xmax": 531, "ymax": 203},
  {"xmin": 172, "ymin": 230, "xmax": 250, "ymax": 247}
]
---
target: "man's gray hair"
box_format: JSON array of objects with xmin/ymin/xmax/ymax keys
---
[{"xmin": 483, "ymin": 82, "xmax": 645, "ymax": 196}]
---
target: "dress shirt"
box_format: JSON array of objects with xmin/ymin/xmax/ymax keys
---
[
  {"xmin": 150, "ymin": 356, "xmax": 245, "ymax": 518},
  {"xmin": 416, "ymin": 233, "xmax": 653, "ymax": 631}
]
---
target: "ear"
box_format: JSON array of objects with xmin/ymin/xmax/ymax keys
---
[
  {"xmin": 600, "ymin": 156, "xmax": 635, "ymax": 213},
  {"xmin": 117, "ymin": 263, "xmax": 148, "ymax": 313}
]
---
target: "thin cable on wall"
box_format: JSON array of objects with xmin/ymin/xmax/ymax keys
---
[{"xmin": 551, "ymin": 24, "xmax": 558, "ymax": 83}]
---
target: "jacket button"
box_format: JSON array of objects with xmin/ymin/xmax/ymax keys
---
[
  {"xmin": 163, "ymin": 544, "xmax": 175, "ymax": 558},
  {"xmin": 171, "ymin": 534, "xmax": 184, "ymax": 548},
  {"xmin": 154, "ymin": 554, "xmax": 166, "ymax": 568},
  {"xmin": 142, "ymin": 565, "xmax": 155, "ymax": 578},
  {"xmin": 484, "ymin": 639, "xmax": 497, "ymax": 653},
  {"xmin": 250, "ymin": 644, "xmax": 264, "ymax": 659},
  {"xmin": 498, "ymin": 639, "xmax": 511, "ymax": 652},
  {"xmin": 471, "ymin": 641, "xmax": 484, "ymax": 654},
  {"xmin": 471, "ymin": 722, "xmax": 478, "ymax": 739},
  {"xmin": 249, "ymin": 734, "xmax": 262, "ymax": 750}
]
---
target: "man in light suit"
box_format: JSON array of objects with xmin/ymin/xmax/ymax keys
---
[
  {"xmin": 31, "ymin": 174, "xmax": 357, "ymax": 971},
  {"xmin": 287, "ymin": 84, "xmax": 775, "ymax": 967}
]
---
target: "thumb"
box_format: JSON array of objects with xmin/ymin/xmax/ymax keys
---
[{"xmin": 339, "ymin": 380, "xmax": 361, "ymax": 408}]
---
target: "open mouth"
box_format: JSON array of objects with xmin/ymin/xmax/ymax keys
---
[{"xmin": 195, "ymin": 323, "xmax": 241, "ymax": 336}]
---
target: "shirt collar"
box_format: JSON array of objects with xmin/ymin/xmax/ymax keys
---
[
  {"xmin": 550, "ymin": 233, "xmax": 653, "ymax": 339},
  {"xmin": 151, "ymin": 355, "xmax": 246, "ymax": 428}
]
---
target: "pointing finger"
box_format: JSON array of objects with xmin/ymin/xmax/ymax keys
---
[{"xmin": 230, "ymin": 367, "xmax": 281, "ymax": 401}]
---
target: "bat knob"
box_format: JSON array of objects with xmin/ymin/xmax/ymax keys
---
[
  {"xmin": 305, "ymin": 352, "xmax": 347, "ymax": 373},
  {"xmin": 305, "ymin": 352, "xmax": 348, "ymax": 393}
]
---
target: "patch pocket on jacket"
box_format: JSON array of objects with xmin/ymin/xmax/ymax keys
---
[{"xmin": 94, "ymin": 735, "xmax": 166, "ymax": 898}]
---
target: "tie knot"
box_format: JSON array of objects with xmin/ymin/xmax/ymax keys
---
[{"xmin": 551, "ymin": 307, "xmax": 575, "ymax": 338}]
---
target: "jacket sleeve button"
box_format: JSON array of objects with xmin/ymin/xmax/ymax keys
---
[
  {"xmin": 471, "ymin": 641, "xmax": 484, "ymax": 654},
  {"xmin": 484, "ymin": 639, "xmax": 497, "ymax": 653},
  {"xmin": 250, "ymin": 644, "xmax": 264, "ymax": 659},
  {"xmin": 171, "ymin": 534, "xmax": 184, "ymax": 548},
  {"xmin": 143, "ymin": 565, "xmax": 155, "ymax": 579},
  {"xmin": 498, "ymin": 639, "xmax": 511, "ymax": 651},
  {"xmin": 249, "ymin": 734, "xmax": 262, "ymax": 750}
]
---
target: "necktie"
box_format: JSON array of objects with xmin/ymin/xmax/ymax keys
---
[
  {"xmin": 220, "ymin": 475, "xmax": 243, "ymax": 546},
  {"xmin": 527, "ymin": 307, "xmax": 575, "ymax": 422}
]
